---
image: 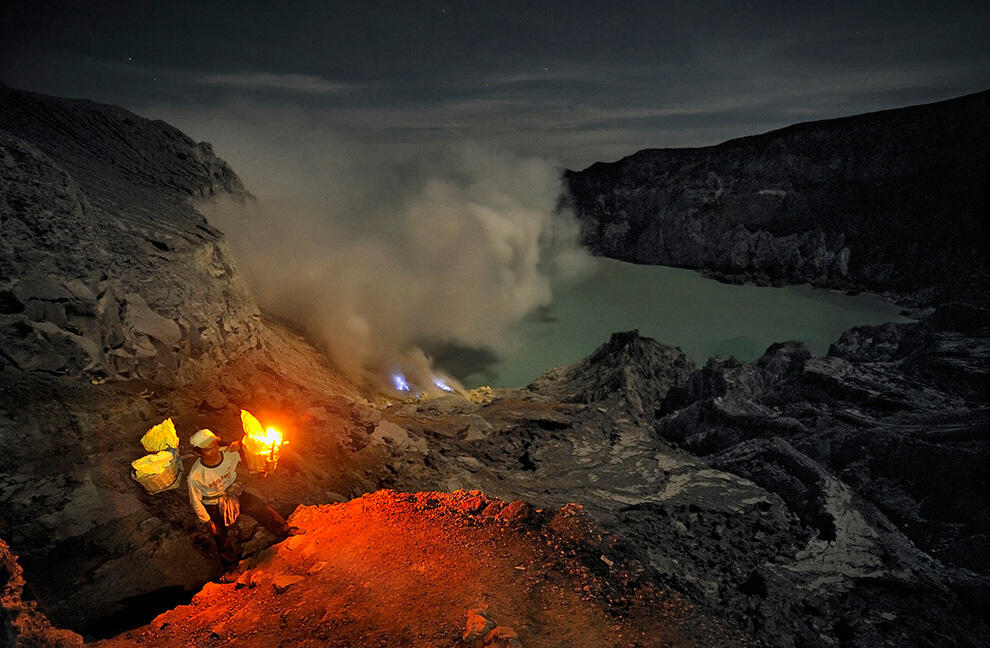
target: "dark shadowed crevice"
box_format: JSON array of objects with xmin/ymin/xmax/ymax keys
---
[{"xmin": 79, "ymin": 586, "xmax": 195, "ymax": 641}]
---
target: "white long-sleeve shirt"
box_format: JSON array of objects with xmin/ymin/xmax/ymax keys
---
[{"xmin": 187, "ymin": 450, "xmax": 240, "ymax": 523}]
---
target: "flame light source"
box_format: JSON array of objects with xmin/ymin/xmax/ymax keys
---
[
  {"xmin": 254, "ymin": 426, "xmax": 283, "ymax": 448},
  {"xmin": 391, "ymin": 373, "xmax": 411, "ymax": 392},
  {"xmin": 432, "ymin": 377, "xmax": 455, "ymax": 392},
  {"xmin": 240, "ymin": 409, "xmax": 285, "ymax": 474}
]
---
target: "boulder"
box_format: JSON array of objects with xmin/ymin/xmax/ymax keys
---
[
  {"xmin": 463, "ymin": 608, "xmax": 495, "ymax": 642},
  {"xmin": 272, "ymin": 574, "xmax": 305, "ymax": 594}
]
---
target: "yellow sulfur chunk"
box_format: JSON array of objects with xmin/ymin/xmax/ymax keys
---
[
  {"xmin": 131, "ymin": 451, "xmax": 175, "ymax": 478},
  {"xmin": 140, "ymin": 418, "xmax": 179, "ymax": 452}
]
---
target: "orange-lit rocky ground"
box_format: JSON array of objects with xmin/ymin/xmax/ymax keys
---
[{"xmin": 94, "ymin": 490, "xmax": 746, "ymax": 648}]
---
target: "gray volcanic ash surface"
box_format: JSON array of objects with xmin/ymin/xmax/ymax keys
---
[{"xmin": 382, "ymin": 317, "xmax": 989, "ymax": 648}]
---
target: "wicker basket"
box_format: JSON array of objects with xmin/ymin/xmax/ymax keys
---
[
  {"xmin": 131, "ymin": 450, "xmax": 183, "ymax": 494},
  {"xmin": 243, "ymin": 445, "xmax": 280, "ymax": 475}
]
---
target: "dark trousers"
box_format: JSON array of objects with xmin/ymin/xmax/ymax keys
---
[{"xmin": 204, "ymin": 490, "xmax": 289, "ymax": 568}]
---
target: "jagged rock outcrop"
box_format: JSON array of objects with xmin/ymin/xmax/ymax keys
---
[
  {"xmin": 565, "ymin": 90, "xmax": 990, "ymax": 303},
  {"xmin": 657, "ymin": 306, "xmax": 990, "ymax": 576},
  {"xmin": 526, "ymin": 329, "xmax": 696, "ymax": 417},
  {"xmin": 377, "ymin": 326, "xmax": 989, "ymax": 647}
]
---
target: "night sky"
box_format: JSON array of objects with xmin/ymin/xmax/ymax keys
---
[{"xmin": 2, "ymin": 1, "xmax": 987, "ymax": 168}]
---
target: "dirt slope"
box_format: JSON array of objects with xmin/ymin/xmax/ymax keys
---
[{"xmin": 94, "ymin": 490, "xmax": 746, "ymax": 648}]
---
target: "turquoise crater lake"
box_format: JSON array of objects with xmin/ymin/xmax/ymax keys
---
[{"xmin": 450, "ymin": 258, "xmax": 913, "ymax": 389}]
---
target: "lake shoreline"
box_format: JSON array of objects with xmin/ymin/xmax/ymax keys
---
[{"xmin": 445, "ymin": 258, "xmax": 914, "ymax": 388}]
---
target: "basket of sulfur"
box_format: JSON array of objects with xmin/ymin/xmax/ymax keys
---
[
  {"xmin": 130, "ymin": 418, "xmax": 183, "ymax": 494},
  {"xmin": 240, "ymin": 409, "xmax": 283, "ymax": 475}
]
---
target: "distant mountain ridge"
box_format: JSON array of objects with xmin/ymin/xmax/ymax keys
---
[{"xmin": 565, "ymin": 90, "xmax": 990, "ymax": 304}]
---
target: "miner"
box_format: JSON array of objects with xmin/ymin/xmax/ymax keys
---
[{"xmin": 187, "ymin": 428, "xmax": 302, "ymax": 581}]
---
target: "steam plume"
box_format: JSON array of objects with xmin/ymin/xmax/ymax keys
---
[{"xmin": 180, "ymin": 106, "xmax": 590, "ymax": 393}]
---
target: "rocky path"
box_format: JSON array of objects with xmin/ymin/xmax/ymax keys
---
[{"xmin": 93, "ymin": 490, "xmax": 741, "ymax": 648}]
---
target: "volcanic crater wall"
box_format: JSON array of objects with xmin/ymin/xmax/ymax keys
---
[
  {"xmin": 565, "ymin": 90, "xmax": 990, "ymax": 303},
  {"xmin": 0, "ymin": 84, "xmax": 259, "ymax": 386}
]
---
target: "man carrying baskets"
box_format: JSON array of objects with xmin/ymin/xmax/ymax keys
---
[{"xmin": 187, "ymin": 428, "xmax": 302, "ymax": 581}]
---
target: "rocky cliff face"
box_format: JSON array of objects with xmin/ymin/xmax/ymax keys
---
[
  {"xmin": 0, "ymin": 84, "xmax": 257, "ymax": 385},
  {"xmin": 565, "ymin": 90, "xmax": 990, "ymax": 303},
  {"xmin": 1, "ymin": 538, "xmax": 82, "ymax": 648},
  {"xmin": 0, "ymin": 86, "xmax": 375, "ymax": 637}
]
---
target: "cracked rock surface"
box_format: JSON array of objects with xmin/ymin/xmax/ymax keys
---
[
  {"xmin": 0, "ymin": 85, "xmax": 373, "ymax": 636},
  {"xmin": 376, "ymin": 319, "xmax": 989, "ymax": 647}
]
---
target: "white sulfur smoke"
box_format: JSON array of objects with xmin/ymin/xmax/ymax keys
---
[{"xmin": 180, "ymin": 108, "xmax": 590, "ymax": 393}]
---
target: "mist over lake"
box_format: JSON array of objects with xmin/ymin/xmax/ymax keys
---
[{"xmin": 443, "ymin": 258, "xmax": 912, "ymax": 388}]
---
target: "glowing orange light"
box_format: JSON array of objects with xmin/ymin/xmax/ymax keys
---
[
  {"xmin": 240, "ymin": 410, "xmax": 285, "ymax": 474},
  {"xmin": 251, "ymin": 426, "xmax": 283, "ymax": 450}
]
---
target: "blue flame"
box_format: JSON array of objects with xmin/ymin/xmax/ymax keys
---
[
  {"xmin": 391, "ymin": 373, "xmax": 411, "ymax": 392},
  {"xmin": 433, "ymin": 377, "xmax": 455, "ymax": 392}
]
